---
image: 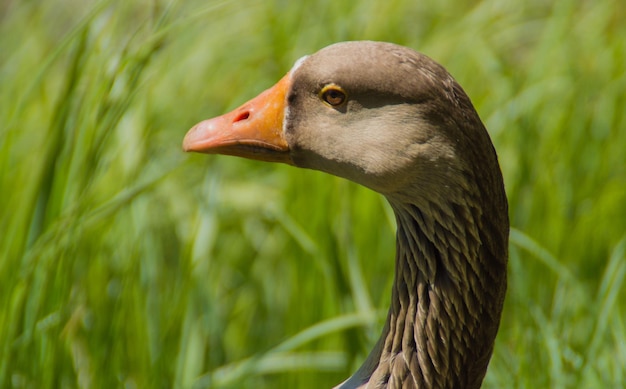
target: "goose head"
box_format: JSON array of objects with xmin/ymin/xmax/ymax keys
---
[{"xmin": 184, "ymin": 41, "xmax": 503, "ymax": 209}]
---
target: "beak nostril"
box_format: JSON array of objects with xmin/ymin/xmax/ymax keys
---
[{"xmin": 234, "ymin": 111, "xmax": 250, "ymax": 123}]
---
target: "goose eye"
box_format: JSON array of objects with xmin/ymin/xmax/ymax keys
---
[{"xmin": 320, "ymin": 85, "xmax": 347, "ymax": 107}]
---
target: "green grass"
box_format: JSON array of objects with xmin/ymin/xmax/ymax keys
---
[{"xmin": 1, "ymin": 0, "xmax": 625, "ymax": 387}]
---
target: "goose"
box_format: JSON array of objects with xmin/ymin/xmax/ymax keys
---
[{"xmin": 183, "ymin": 41, "xmax": 509, "ymax": 389}]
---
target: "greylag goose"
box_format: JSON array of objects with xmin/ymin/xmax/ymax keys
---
[{"xmin": 183, "ymin": 41, "xmax": 509, "ymax": 389}]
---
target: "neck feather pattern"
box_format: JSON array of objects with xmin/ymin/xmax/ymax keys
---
[{"xmin": 339, "ymin": 196, "xmax": 507, "ymax": 389}]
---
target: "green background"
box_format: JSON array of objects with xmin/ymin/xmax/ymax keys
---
[{"xmin": 1, "ymin": 0, "xmax": 625, "ymax": 387}]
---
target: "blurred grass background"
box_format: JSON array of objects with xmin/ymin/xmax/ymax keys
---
[{"xmin": 1, "ymin": 0, "xmax": 625, "ymax": 387}]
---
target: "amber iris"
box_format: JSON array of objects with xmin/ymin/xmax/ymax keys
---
[{"xmin": 320, "ymin": 85, "xmax": 347, "ymax": 106}]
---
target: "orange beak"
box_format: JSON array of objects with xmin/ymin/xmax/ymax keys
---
[{"xmin": 183, "ymin": 74, "xmax": 293, "ymax": 165}]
